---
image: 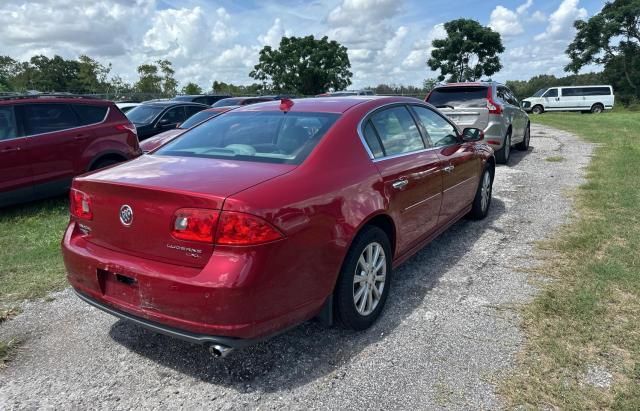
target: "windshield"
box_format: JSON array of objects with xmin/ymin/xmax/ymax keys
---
[
  {"xmin": 179, "ymin": 110, "xmax": 218, "ymax": 129},
  {"xmin": 155, "ymin": 111, "xmax": 340, "ymax": 164},
  {"xmin": 532, "ymin": 88, "xmax": 548, "ymax": 97},
  {"xmin": 126, "ymin": 105, "xmax": 163, "ymax": 124},
  {"xmin": 212, "ymin": 98, "xmax": 243, "ymax": 107},
  {"xmin": 427, "ymin": 87, "xmax": 488, "ymax": 108}
]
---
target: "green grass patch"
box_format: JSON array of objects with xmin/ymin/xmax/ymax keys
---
[
  {"xmin": 0, "ymin": 197, "xmax": 69, "ymax": 305},
  {"xmin": 545, "ymin": 155, "xmax": 565, "ymax": 162},
  {"xmin": 0, "ymin": 338, "xmax": 21, "ymax": 367},
  {"xmin": 502, "ymin": 111, "xmax": 640, "ymax": 409}
]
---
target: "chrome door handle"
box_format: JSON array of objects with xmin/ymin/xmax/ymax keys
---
[
  {"xmin": 443, "ymin": 165, "xmax": 455, "ymax": 173},
  {"xmin": 392, "ymin": 178, "xmax": 408, "ymax": 190}
]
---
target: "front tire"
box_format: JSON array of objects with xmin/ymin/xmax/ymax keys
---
[
  {"xmin": 495, "ymin": 132, "xmax": 511, "ymax": 164},
  {"xmin": 516, "ymin": 123, "xmax": 530, "ymax": 151},
  {"xmin": 531, "ymin": 105, "xmax": 543, "ymax": 115},
  {"xmin": 335, "ymin": 226, "xmax": 392, "ymax": 330},
  {"xmin": 468, "ymin": 167, "xmax": 493, "ymax": 220}
]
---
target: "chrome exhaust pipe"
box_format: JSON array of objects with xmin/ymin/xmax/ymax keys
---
[{"xmin": 209, "ymin": 344, "xmax": 233, "ymax": 358}]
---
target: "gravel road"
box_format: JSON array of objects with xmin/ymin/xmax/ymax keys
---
[{"xmin": 0, "ymin": 124, "xmax": 592, "ymax": 410}]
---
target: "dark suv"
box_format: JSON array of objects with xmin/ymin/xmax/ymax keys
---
[
  {"xmin": 125, "ymin": 101, "xmax": 209, "ymax": 140},
  {"xmin": 172, "ymin": 94, "xmax": 231, "ymax": 105},
  {"xmin": 0, "ymin": 94, "xmax": 141, "ymax": 207}
]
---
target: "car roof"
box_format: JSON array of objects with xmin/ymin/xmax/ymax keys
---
[
  {"xmin": 437, "ymin": 82, "xmax": 494, "ymax": 88},
  {"xmin": 141, "ymin": 101, "xmax": 209, "ymax": 108},
  {"xmin": 0, "ymin": 94, "xmax": 112, "ymax": 106},
  {"xmin": 235, "ymin": 96, "xmax": 422, "ymax": 114}
]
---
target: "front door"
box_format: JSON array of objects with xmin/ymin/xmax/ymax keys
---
[
  {"xmin": 363, "ymin": 105, "xmax": 443, "ymax": 253},
  {"xmin": 410, "ymin": 105, "xmax": 480, "ymax": 224},
  {"xmin": 543, "ymin": 88, "xmax": 560, "ymax": 110},
  {"xmin": 0, "ymin": 105, "xmax": 33, "ymax": 205}
]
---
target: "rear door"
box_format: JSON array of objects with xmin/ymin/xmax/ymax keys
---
[
  {"xmin": 19, "ymin": 103, "xmax": 87, "ymax": 193},
  {"xmin": 426, "ymin": 86, "xmax": 489, "ymax": 130},
  {"xmin": 0, "ymin": 105, "xmax": 33, "ymax": 204},
  {"xmin": 363, "ymin": 105, "xmax": 443, "ymax": 253},
  {"xmin": 411, "ymin": 105, "xmax": 480, "ymax": 224}
]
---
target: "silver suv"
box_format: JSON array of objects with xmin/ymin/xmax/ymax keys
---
[{"xmin": 425, "ymin": 82, "xmax": 529, "ymax": 164}]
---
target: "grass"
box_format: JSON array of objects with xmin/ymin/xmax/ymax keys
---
[
  {"xmin": 0, "ymin": 338, "xmax": 22, "ymax": 367},
  {"xmin": 501, "ymin": 111, "xmax": 640, "ymax": 409},
  {"xmin": 0, "ymin": 197, "xmax": 69, "ymax": 305}
]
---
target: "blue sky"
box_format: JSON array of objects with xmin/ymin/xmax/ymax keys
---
[{"xmin": 0, "ymin": 0, "xmax": 605, "ymax": 90}]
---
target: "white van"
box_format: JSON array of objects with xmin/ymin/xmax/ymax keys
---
[{"xmin": 522, "ymin": 85, "xmax": 614, "ymax": 114}]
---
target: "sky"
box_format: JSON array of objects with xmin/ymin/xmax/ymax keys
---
[{"xmin": 0, "ymin": 0, "xmax": 605, "ymax": 90}]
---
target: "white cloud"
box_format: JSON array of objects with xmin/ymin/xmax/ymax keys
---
[
  {"xmin": 535, "ymin": 0, "xmax": 587, "ymax": 41},
  {"xmin": 258, "ymin": 18, "xmax": 290, "ymax": 48},
  {"xmin": 516, "ymin": 0, "xmax": 534, "ymax": 14},
  {"xmin": 489, "ymin": 6, "xmax": 524, "ymax": 36},
  {"xmin": 402, "ymin": 23, "xmax": 446, "ymax": 69}
]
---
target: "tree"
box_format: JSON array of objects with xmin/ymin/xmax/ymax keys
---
[
  {"xmin": 422, "ymin": 78, "xmax": 440, "ymax": 92},
  {"xmin": 76, "ymin": 55, "xmax": 111, "ymax": 93},
  {"xmin": 157, "ymin": 59, "xmax": 178, "ymax": 97},
  {"xmin": 212, "ymin": 81, "xmax": 264, "ymax": 95},
  {"xmin": 428, "ymin": 19, "xmax": 504, "ymax": 82},
  {"xmin": 0, "ymin": 56, "xmax": 19, "ymax": 91},
  {"xmin": 134, "ymin": 63, "xmax": 162, "ymax": 94},
  {"xmin": 565, "ymin": 0, "xmax": 640, "ymax": 100},
  {"xmin": 250, "ymin": 35, "xmax": 352, "ymax": 95},
  {"xmin": 181, "ymin": 82, "xmax": 202, "ymax": 95}
]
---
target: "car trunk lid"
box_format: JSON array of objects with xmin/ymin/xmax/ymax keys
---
[
  {"xmin": 427, "ymin": 86, "xmax": 490, "ymax": 129},
  {"xmin": 73, "ymin": 155, "xmax": 295, "ymax": 268}
]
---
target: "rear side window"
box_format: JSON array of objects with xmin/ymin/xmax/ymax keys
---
[
  {"xmin": 427, "ymin": 87, "xmax": 488, "ymax": 108},
  {"xmin": 369, "ymin": 106, "xmax": 425, "ymax": 156},
  {"xmin": 185, "ymin": 105, "xmax": 205, "ymax": 117},
  {"xmin": 23, "ymin": 104, "xmax": 79, "ymax": 136},
  {"xmin": 72, "ymin": 104, "xmax": 108, "ymax": 125},
  {"xmin": 362, "ymin": 121, "xmax": 384, "ymax": 158},
  {"xmin": 155, "ymin": 111, "xmax": 339, "ymax": 164},
  {"xmin": 0, "ymin": 106, "xmax": 18, "ymax": 140},
  {"xmin": 562, "ymin": 87, "xmax": 611, "ymax": 96},
  {"xmin": 160, "ymin": 106, "xmax": 187, "ymax": 124}
]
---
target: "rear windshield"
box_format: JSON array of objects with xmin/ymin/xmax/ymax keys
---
[
  {"xmin": 126, "ymin": 105, "xmax": 163, "ymax": 124},
  {"xmin": 212, "ymin": 98, "xmax": 243, "ymax": 107},
  {"xmin": 155, "ymin": 111, "xmax": 340, "ymax": 164},
  {"xmin": 179, "ymin": 110, "xmax": 218, "ymax": 129},
  {"xmin": 427, "ymin": 87, "xmax": 488, "ymax": 108}
]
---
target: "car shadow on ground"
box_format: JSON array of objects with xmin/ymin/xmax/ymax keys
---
[
  {"xmin": 108, "ymin": 198, "xmax": 506, "ymax": 393},
  {"xmin": 506, "ymin": 145, "xmax": 532, "ymax": 167}
]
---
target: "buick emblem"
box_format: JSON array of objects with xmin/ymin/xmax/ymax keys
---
[{"xmin": 119, "ymin": 205, "xmax": 133, "ymax": 226}]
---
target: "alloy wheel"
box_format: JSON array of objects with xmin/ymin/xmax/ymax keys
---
[
  {"xmin": 353, "ymin": 242, "xmax": 387, "ymax": 316},
  {"xmin": 481, "ymin": 171, "xmax": 492, "ymax": 213}
]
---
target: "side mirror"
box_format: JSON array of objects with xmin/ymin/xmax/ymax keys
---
[{"xmin": 462, "ymin": 127, "xmax": 484, "ymax": 142}]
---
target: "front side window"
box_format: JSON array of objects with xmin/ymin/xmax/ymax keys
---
[
  {"xmin": 543, "ymin": 88, "xmax": 558, "ymax": 98},
  {"xmin": 160, "ymin": 107, "xmax": 187, "ymax": 124},
  {"xmin": 155, "ymin": 111, "xmax": 339, "ymax": 164},
  {"xmin": 532, "ymin": 88, "xmax": 547, "ymax": 97},
  {"xmin": 23, "ymin": 103, "xmax": 79, "ymax": 136},
  {"xmin": 411, "ymin": 106, "xmax": 459, "ymax": 147},
  {"xmin": 369, "ymin": 106, "xmax": 425, "ymax": 156},
  {"xmin": 0, "ymin": 106, "xmax": 18, "ymax": 140}
]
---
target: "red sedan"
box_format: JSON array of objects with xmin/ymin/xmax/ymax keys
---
[{"xmin": 62, "ymin": 97, "xmax": 494, "ymax": 357}]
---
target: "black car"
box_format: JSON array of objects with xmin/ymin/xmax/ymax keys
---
[
  {"xmin": 210, "ymin": 96, "xmax": 277, "ymax": 108},
  {"xmin": 172, "ymin": 95, "xmax": 231, "ymax": 105},
  {"xmin": 125, "ymin": 101, "xmax": 209, "ymax": 140}
]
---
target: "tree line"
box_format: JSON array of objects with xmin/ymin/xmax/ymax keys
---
[{"xmin": 0, "ymin": 0, "xmax": 637, "ymax": 103}]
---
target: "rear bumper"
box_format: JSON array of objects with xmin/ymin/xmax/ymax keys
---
[{"xmin": 74, "ymin": 289, "xmax": 255, "ymax": 348}]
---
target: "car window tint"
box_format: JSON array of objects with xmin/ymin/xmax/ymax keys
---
[
  {"xmin": 180, "ymin": 110, "xmax": 217, "ymax": 129},
  {"xmin": 155, "ymin": 111, "xmax": 339, "ymax": 165},
  {"xmin": 370, "ymin": 106, "xmax": 425, "ymax": 156},
  {"xmin": 411, "ymin": 106, "xmax": 458, "ymax": 147},
  {"xmin": 544, "ymin": 88, "xmax": 558, "ymax": 98},
  {"xmin": 0, "ymin": 106, "xmax": 18, "ymax": 140},
  {"xmin": 427, "ymin": 87, "xmax": 488, "ymax": 108},
  {"xmin": 362, "ymin": 120, "xmax": 384, "ymax": 158},
  {"xmin": 185, "ymin": 105, "xmax": 205, "ymax": 117},
  {"xmin": 73, "ymin": 104, "xmax": 108, "ymax": 125},
  {"xmin": 126, "ymin": 105, "xmax": 163, "ymax": 124},
  {"xmin": 23, "ymin": 103, "xmax": 79, "ymax": 136},
  {"xmin": 161, "ymin": 106, "xmax": 187, "ymax": 124}
]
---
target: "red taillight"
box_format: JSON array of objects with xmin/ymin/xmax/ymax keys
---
[
  {"xmin": 172, "ymin": 209, "xmax": 220, "ymax": 242},
  {"xmin": 70, "ymin": 189, "xmax": 93, "ymax": 220},
  {"xmin": 217, "ymin": 212, "xmax": 283, "ymax": 245},
  {"xmin": 116, "ymin": 123, "xmax": 137, "ymax": 135},
  {"xmin": 487, "ymin": 88, "xmax": 502, "ymax": 115},
  {"xmin": 170, "ymin": 209, "xmax": 283, "ymax": 245}
]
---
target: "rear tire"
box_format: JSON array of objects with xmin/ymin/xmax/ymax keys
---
[
  {"xmin": 531, "ymin": 105, "xmax": 543, "ymax": 115},
  {"xmin": 590, "ymin": 103, "xmax": 604, "ymax": 114},
  {"xmin": 335, "ymin": 226, "xmax": 392, "ymax": 331},
  {"xmin": 516, "ymin": 124, "xmax": 530, "ymax": 151},
  {"xmin": 468, "ymin": 167, "xmax": 493, "ymax": 220},
  {"xmin": 495, "ymin": 132, "xmax": 511, "ymax": 164}
]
